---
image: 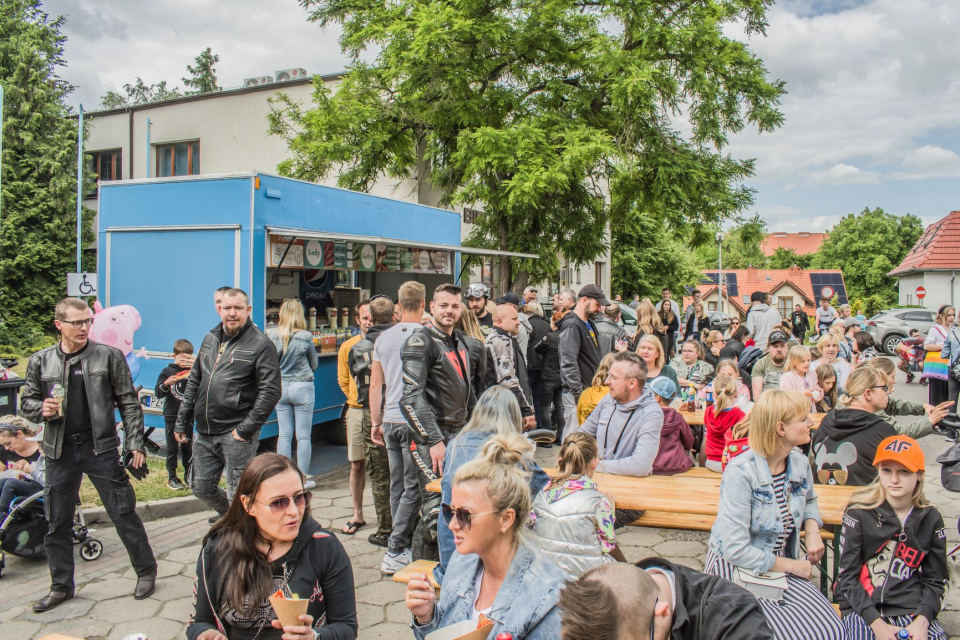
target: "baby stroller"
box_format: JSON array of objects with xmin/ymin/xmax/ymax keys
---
[
  {"xmin": 895, "ymin": 337, "xmax": 925, "ymax": 384},
  {"xmin": 0, "ymin": 490, "xmax": 103, "ymax": 578}
]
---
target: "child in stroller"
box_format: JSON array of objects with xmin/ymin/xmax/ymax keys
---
[{"xmin": 896, "ymin": 328, "xmax": 926, "ymax": 384}]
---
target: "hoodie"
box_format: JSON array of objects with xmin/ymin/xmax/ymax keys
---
[
  {"xmin": 155, "ymin": 363, "xmax": 191, "ymax": 420},
  {"xmin": 837, "ymin": 502, "xmax": 947, "ymax": 626},
  {"xmin": 558, "ymin": 311, "xmax": 601, "ymax": 398},
  {"xmin": 745, "ymin": 303, "xmax": 783, "ymax": 351},
  {"xmin": 188, "ymin": 517, "xmax": 358, "ymax": 640},
  {"xmin": 812, "ymin": 408, "xmax": 897, "ymax": 486},
  {"xmin": 653, "ymin": 406, "xmax": 694, "ymax": 475},
  {"xmin": 704, "ymin": 406, "xmax": 745, "ymax": 463},
  {"xmin": 578, "ymin": 389, "xmax": 664, "ymax": 477}
]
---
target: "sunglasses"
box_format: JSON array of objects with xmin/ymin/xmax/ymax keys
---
[
  {"xmin": 441, "ymin": 503, "xmax": 496, "ymax": 531},
  {"xmin": 255, "ymin": 491, "xmax": 312, "ymax": 514},
  {"xmin": 730, "ymin": 321, "xmax": 740, "ymax": 326},
  {"xmin": 370, "ymin": 294, "xmax": 392, "ymax": 303},
  {"xmin": 60, "ymin": 319, "xmax": 94, "ymax": 328}
]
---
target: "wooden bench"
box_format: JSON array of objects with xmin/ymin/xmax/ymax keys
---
[
  {"xmin": 630, "ymin": 511, "xmax": 834, "ymax": 541},
  {"xmin": 392, "ymin": 559, "xmax": 440, "ymax": 586},
  {"xmin": 679, "ymin": 410, "xmax": 825, "ymax": 429}
]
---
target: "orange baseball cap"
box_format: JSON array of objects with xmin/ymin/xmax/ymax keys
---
[{"xmin": 873, "ymin": 435, "xmax": 925, "ymax": 472}]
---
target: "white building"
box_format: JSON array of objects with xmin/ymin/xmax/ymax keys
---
[
  {"xmin": 83, "ymin": 71, "xmax": 610, "ymax": 298},
  {"xmin": 889, "ymin": 210, "xmax": 960, "ymax": 311}
]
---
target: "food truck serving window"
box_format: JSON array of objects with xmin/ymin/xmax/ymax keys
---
[{"xmin": 267, "ymin": 235, "xmax": 452, "ymax": 275}]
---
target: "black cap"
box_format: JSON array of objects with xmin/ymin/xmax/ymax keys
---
[
  {"xmin": 768, "ymin": 329, "xmax": 789, "ymax": 345},
  {"xmin": 577, "ymin": 284, "xmax": 611, "ymax": 306},
  {"xmin": 495, "ymin": 292, "xmax": 522, "ymax": 306}
]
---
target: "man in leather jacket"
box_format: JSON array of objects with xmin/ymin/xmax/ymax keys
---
[
  {"xmin": 400, "ymin": 284, "xmax": 473, "ymax": 483},
  {"xmin": 349, "ymin": 296, "xmax": 396, "ymax": 547},
  {"xmin": 21, "ymin": 297, "xmax": 157, "ymax": 611},
  {"xmin": 594, "ymin": 303, "xmax": 629, "ymax": 355},
  {"xmin": 175, "ymin": 288, "xmax": 281, "ymax": 519}
]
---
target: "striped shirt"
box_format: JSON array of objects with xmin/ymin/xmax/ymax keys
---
[{"xmin": 772, "ymin": 470, "xmax": 794, "ymax": 556}]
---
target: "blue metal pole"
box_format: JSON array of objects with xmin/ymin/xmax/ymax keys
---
[
  {"xmin": 76, "ymin": 104, "xmax": 83, "ymax": 273},
  {"xmin": 146, "ymin": 118, "xmax": 151, "ymax": 178}
]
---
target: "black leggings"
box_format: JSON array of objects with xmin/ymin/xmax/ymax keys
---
[{"xmin": 539, "ymin": 377, "xmax": 564, "ymax": 437}]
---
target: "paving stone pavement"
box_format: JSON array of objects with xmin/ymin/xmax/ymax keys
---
[{"xmin": 3, "ymin": 362, "xmax": 960, "ymax": 639}]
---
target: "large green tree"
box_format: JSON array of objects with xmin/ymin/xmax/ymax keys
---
[
  {"xmin": 0, "ymin": 0, "xmax": 94, "ymax": 346},
  {"xmin": 100, "ymin": 47, "xmax": 221, "ymax": 108},
  {"xmin": 270, "ymin": 0, "xmax": 784, "ymax": 294},
  {"xmin": 767, "ymin": 246, "xmax": 814, "ymax": 269},
  {"xmin": 812, "ymin": 207, "xmax": 923, "ymax": 304},
  {"xmin": 694, "ymin": 213, "xmax": 769, "ymax": 271},
  {"xmin": 611, "ymin": 209, "xmax": 701, "ymax": 300}
]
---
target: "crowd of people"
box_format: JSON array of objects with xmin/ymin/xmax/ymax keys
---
[{"xmin": 2, "ymin": 283, "xmax": 957, "ymax": 640}]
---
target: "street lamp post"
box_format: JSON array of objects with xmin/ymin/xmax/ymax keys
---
[{"xmin": 717, "ymin": 232, "xmax": 724, "ymax": 314}]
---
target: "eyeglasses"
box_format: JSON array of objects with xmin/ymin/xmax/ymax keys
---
[
  {"xmin": 60, "ymin": 319, "xmax": 94, "ymax": 328},
  {"xmin": 441, "ymin": 503, "xmax": 497, "ymax": 531},
  {"xmin": 370, "ymin": 294, "xmax": 392, "ymax": 303},
  {"xmin": 870, "ymin": 385, "xmax": 889, "ymax": 393},
  {"xmin": 255, "ymin": 491, "xmax": 312, "ymax": 514},
  {"xmin": 649, "ymin": 596, "xmax": 658, "ymax": 640}
]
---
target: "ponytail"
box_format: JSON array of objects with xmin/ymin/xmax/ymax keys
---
[
  {"xmin": 553, "ymin": 433, "xmax": 599, "ymax": 485},
  {"xmin": 838, "ymin": 367, "xmax": 886, "ymax": 406},
  {"xmin": 713, "ymin": 375, "xmax": 738, "ymax": 413}
]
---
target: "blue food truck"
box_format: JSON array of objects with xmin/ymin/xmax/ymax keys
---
[{"xmin": 96, "ymin": 172, "xmax": 531, "ymax": 442}]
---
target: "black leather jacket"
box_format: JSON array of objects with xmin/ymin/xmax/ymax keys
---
[
  {"xmin": 350, "ymin": 324, "xmax": 392, "ymax": 408},
  {"xmin": 458, "ymin": 330, "xmax": 486, "ymax": 415},
  {"xmin": 593, "ymin": 314, "xmax": 629, "ymax": 356},
  {"xmin": 21, "ymin": 340, "xmax": 145, "ymax": 459},
  {"xmin": 176, "ymin": 319, "xmax": 282, "ymax": 440},
  {"xmin": 399, "ymin": 323, "xmax": 473, "ymax": 446}
]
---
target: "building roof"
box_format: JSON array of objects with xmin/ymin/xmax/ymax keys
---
[
  {"xmin": 761, "ymin": 232, "xmax": 828, "ymax": 257},
  {"xmin": 684, "ymin": 267, "xmax": 847, "ymax": 318},
  {"xmin": 889, "ymin": 211, "xmax": 960, "ymax": 276}
]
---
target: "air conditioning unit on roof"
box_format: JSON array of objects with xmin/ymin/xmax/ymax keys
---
[
  {"xmin": 275, "ymin": 68, "xmax": 308, "ymax": 83},
  {"xmin": 244, "ymin": 76, "xmax": 274, "ymax": 88}
]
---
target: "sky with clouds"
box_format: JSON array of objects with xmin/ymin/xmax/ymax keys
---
[{"xmin": 43, "ymin": 0, "xmax": 960, "ymax": 233}]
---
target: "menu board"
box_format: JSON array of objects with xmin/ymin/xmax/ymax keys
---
[{"xmin": 268, "ymin": 235, "xmax": 450, "ymax": 275}]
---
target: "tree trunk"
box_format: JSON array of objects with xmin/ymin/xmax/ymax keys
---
[{"xmin": 496, "ymin": 214, "xmax": 512, "ymax": 296}]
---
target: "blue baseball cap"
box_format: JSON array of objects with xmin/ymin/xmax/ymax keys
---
[{"xmin": 649, "ymin": 377, "xmax": 677, "ymax": 400}]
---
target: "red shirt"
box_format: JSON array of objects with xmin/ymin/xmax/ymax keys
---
[{"xmin": 704, "ymin": 405, "xmax": 745, "ymax": 462}]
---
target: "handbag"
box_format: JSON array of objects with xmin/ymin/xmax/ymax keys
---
[
  {"xmin": 950, "ymin": 329, "xmax": 960, "ymax": 382},
  {"xmin": 922, "ymin": 326, "xmax": 950, "ymax": 381},
  {"xmin": 937, "ymin": 442, "xmax": 960, "ymax": 492}
]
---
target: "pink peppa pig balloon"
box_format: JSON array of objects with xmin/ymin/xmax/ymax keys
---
[{"xmin": 89, "ymin": 302, "xmax": 146, "ymax": 381}]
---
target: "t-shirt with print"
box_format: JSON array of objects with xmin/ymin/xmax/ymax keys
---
[
  {"xmin": 373, "ymin": 322, "xmax": 422, "ymax": 424},
  {"xmin": 63, "ymin": 342, "xmax": 92, "ymax": 437},
  {"xmin": 751, "ymin": 354, "xmax": 785, "ymax": 392},
  {"xmin": 583, "ymin": 320, "xmax": 598, "ymax": 348}
]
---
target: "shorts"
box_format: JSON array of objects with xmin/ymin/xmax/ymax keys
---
[{"xmin": 346, "ymin": 406, "xmax": 365, "ymax": 462}]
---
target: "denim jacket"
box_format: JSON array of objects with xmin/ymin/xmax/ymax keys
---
[
  {"xmin": 940, "ymin": 326, "xmax": 960, "ymax": 366},
  {"xmin": 708, "ymin": 449, "xmax": 822, "ymax": 574},
  {"xmin": 434, "ymin": 429, "xmax": 549, "ymax": 583},
  {"xmin": 413, "ymin": 542, "xmax": 563, "ymax": 640},
  {"xmin": 269, "ymin": 329, "xmax": 319, "ymax": 382}
]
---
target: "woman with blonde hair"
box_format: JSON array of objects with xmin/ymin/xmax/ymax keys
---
[
  {"xmin": 860, "ymin": 358, "xmax": 952, "ymax": 440},
  {"xmin": 268, "ymin": 299, "xmax": 318, "ymax": 488},
  {"xmin": 434, "ymin": 387, "xmax": 549, "ymax": 584},
  {"xmin": 811, "ymin": 333, "xmax": 851, "ymax": 390},
  {"xmin": 456, "ymin": 307, "xmax": 486, "ymax": 342},
  {"xmin": 812, "ymin": 367, "xmax": 898, "ymax": 487},
  {"xmin": 635, "ymin": 299, "xmax": 668, "ymax": 355},
  {"xmin": 829, "ymin": 322, "xmax": 853, "ymax": 362},
  {"xmin": 406, "ymin": 434, "xmax": 564, "ymax": 639},
  {"xmin": 778, "ymin": 345, "xmax": 823, "ymax": 412},
  {"xmin": 683, "ymin": 301, "xmax": 711, "ymax": 342},
  {"xmin": 836, "ymin": 435, "xmax": 948, "ymax": 640},
  {"xmin": 635, "ymin": 334, "xmax": 678, "ymax": 390},
  {"xmin": 532, "ymin": 433, "xmax": 622, "ymax": 579},
  {"xmin": 576, "ymin": 353, "xmax": 616, "ymax": 424},
  {"xmin": 455, "ymin": 308, "xmax": 488, "ymax": 409},
  {"xmin": 707, "ymin": 390, "xmax": 842, "ymax": 640}
]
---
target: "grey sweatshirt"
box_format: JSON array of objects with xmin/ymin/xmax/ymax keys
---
[
  {"xmin": 746, "ymin": 303, "xmax": 783, "ymax": 351},
  {"xmin": 578, "ymin": 389, "xmax": 664, "ymax": 477}
]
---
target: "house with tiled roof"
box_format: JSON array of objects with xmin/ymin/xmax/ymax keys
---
[
  {"xmin": 683, "ymin": 266, "xmax": 848, "ymax": 321},
  {"xmin": 761, "ymin": 232, "xmax": 829, "ymax": 257},
  {"xmin": 889, "ymin": 210, "xmax": 960, "ymax": 310}
]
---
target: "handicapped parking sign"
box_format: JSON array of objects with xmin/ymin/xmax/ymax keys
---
[{"xmin": 67, "ymin": 273, "xmax": 98, "ymax": 297}]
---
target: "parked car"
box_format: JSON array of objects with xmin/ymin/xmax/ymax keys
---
[
  {"xmin": 866, "ymin": 308, "xmax": 936, "ymax": 355},
  {"xmin": 709, "ymin": 311, "xmax": 734, "ymax": 334},
  {"xmin": 616, "ymin": 302, "xmax": 638, "ymax": 338}
]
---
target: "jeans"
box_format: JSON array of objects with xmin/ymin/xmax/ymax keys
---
[
  {"xmin": 0, "ymin": 477, "xmax": 42, "ymax": 517},
  {"xmin": 44, "ymin": 433, "xmax": 156, "ymax": 591},
  {"xmin": 192, "ymin": 430, "xmax": 259, "ymax": 516},
  {"xmin": 164, "ymin": 417, "xmax": 192, "ymax": 479},
  {"xmin": 384, "ymin": 421, "xmax": 421, "ymax": 554},
  {"xmin": 539, "ymin": 377, "xmax": 564, "ymax": 436},
  {"xmin": 561, "ymin": 391, "xmax": 578, "ymax": 439},
  {"xmin": 276, "ymin": 380, "xmax": 315, "ymax": 475},
  {"xmin": 528, "ymin": 369, "xmax": 543, "ymax": 428}
]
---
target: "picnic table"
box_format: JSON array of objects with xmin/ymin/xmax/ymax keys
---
[{"xmin": 679, "ymin": 410, "xmax": 826, "ymax": 429}]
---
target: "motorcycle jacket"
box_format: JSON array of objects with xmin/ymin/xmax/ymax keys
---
[
  {"xmin": 176, "ymin": 318, "xmax": 282, "ymax": 440},
  {"xmin": 399, "ymin": 323, "xmax": 473, "ymax": 446},
  {"xmin": 457, "ymin": 330, "xmax": 487, "ymax": 415},
  {"xmin": 350, "ymin": 324, "xmax": 391, "ymax": 408}
]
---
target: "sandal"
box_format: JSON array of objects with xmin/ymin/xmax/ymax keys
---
[{"xmin": 341, "ymin": 521, "xmax": 367, "ymax": 535}]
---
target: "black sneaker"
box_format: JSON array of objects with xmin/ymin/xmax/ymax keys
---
[
  {"xmin": 368, "ymin": 533, "xmax": 389, "ymax": 548},
  {"xmin": 208, "ymin": 514, "xmax": 223, "ymax": 525},
  {"xmin": 167, "ymin": 477, "xmax": 185, "ymax": 491}
]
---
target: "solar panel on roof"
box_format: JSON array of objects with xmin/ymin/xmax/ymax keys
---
[
  {"xmin": 702, "ymin": 272, "xmax": 738, "ymax": 297},
  {"xmin": 810, "ymin": 273, "xmax": 848, "ymax": 305}
]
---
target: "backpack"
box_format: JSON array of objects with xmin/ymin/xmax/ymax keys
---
[{"xmin": 738, "ymin": 346, "xmax": 764, "ymax": 373}]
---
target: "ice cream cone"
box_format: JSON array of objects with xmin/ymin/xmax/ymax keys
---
[
  {"xmin": 269, "ymin": 593, "xmax": 309, "ymax": 629},
  {"xmin": 56, "ymin": 398, "xmax": 63, "ymax": 417}
]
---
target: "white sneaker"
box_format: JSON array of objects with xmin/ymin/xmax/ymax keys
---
[
  {"xmin": 303, "ymin": 480, "xmax": 317, "ymax": 490},
  {"xmin": 380, "ymin": 549, "xmax": 412, "ymax": 575}
]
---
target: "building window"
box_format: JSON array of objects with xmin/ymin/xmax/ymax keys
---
[
  {"xmin": 595, "ymin": 262, "xmax": 604, "ymax": 290},
  {"xmin": 778, "ymin": 296, "xmax": 792, "ymax": 318},
  {"xmin": 156, "ymin": 141, "xmax": 200, "ymax": 177},
  {"xmin": 708, "ymin": 301, "xmax": 717, "ymax": 311},
  {"xmin": 87, "ymin": 149, "xmax": 122, "ymax": 196}
]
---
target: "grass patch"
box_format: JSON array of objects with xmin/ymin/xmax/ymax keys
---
[{"xmin": 78, "ymin": 456, "xmax": 193, "ymax": 508}]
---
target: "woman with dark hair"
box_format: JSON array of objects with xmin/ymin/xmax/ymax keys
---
[
  {"xmin": 187, "ymin": 454, "xmax": 358, "ymax": 640},
  {"xmin": 851, "ymin": 331, "xmax": 879, "ymax": 368},
  {"xmin": 658, "ymin": 302, "xmax": 680, "ymax": 360}
]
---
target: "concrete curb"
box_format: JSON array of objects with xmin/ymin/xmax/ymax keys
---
[{"xmin": 83, "ymin": 495, "xmax": 210, "ymax": 527}]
